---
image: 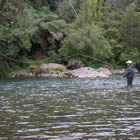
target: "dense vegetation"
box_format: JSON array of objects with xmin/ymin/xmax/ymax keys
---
[{"xmin": 0, "ymin": 0, "xmax": 140, "ymax": 76}]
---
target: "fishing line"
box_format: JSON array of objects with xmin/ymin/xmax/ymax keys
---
[{"xmin": 0, "ymin": 52, "xmax": 113, "ymax": 68}]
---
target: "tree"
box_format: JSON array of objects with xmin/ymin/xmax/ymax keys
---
[
  {"xmin": 56, "ymin": 0, "xmax": 81, "ymax": 22},
  {"xmin": 120, "ymin": 8, "xmax": 140, "ymax": 49},
  {"xmin": 0, "ymin": 0, "xmax": 6, "ymax": 9},
  {"xmin": 0, "ymin": 0, "xmax": 39, "ymax": 60},
  {"xmin": 59, "ymin": 23, "xmax": 112, "ymax": 62},
  {"xmin": 28, "ymin": 0, "xmax": 61, "ymax": 10},
  {"xmin": 0, "ymin": 0, "xmax": 37, "ymax": 75},
  {"xmin": 87, "ymin": 0, "xmax": 100, "ymax": 19},
  {"xmin": 31, "ymin": 7, "xmax": 66, "ymax": 52},
  {"xmin": 104, "ymin": 0, "xmax": 134, "ymax": 10}
]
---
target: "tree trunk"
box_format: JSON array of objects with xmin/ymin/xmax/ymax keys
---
[
  {"xmin": 83, "ymin": 0, "xmax": 88, "ymax": 22},
  {"xmin": 69, "ymin": 0, "xmax": 77, "ymax": 16},
  {"xmin": 0, "ymin": 0, "xmax": 6, "ymax": 10}
]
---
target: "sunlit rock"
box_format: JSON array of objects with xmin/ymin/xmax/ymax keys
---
[
  {"xmin": 97, "ymin": 67, "xmax": 112, "ymax": 76},
  {"xmin": 67, "ymin": 67, "xmax": 112, "ymax": 78},
  {"xmin": 40, "ymin": 63, "xmax": 67, "ymax": 72},
  {"xmin": 9, "ymin": 70, "xmax": 34, "ymax": 78}
]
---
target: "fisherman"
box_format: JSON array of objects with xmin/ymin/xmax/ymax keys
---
[{"xmin": 123, "ymin": 60, "xmax": 135, "ymax": 86}]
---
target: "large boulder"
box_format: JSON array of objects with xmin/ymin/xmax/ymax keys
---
[
  {"xmin": 97, "ymin": 67, "xmax": 112, "ymax": 76},
  {"xmin": 9, "ymin": 70, "xmax": 34, "ymax": 78},
  {"xmin": 40, "ymin": 63, "xmax": 67, "ymax": 72},
  {"xmin": 67, "ymin": 60, "xmax": 85, "ymax": 70},
  {"xmin": 68, "ymin": 67, "xmax": 112, "ymax": 78},
  {"xmin": 29, "ymin": 63, "xmax": 67, "ymax": 73}
]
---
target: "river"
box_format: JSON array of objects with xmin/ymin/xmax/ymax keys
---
[{"xmin": 0, "ymin": 74, "xmax": 140, "ymax": 140}]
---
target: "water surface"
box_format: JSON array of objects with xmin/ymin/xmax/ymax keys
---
[{"xmin": 0, "ymin": 74, "xmax": 140, "ymax": 140}]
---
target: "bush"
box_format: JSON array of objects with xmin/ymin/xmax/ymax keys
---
[
  {"xmin": 120, "ymin": 45, "xmax": 140, "ymax": 65},
  {"xmin": 59, "ymin": 23, "xmax": 112, "ymax": 61},
  {"xmin": 120, "ymin": 8, "xmax": 140, "ymax": 49}
]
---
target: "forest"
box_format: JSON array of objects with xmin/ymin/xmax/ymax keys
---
[{"xmin": 0, "ymin": 0, "xmax": 140, "ymax": 76}]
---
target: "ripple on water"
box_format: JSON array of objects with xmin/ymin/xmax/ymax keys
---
[{"xmin": 0, "ymin": 75, "xmax": 140, "ymax": 139}]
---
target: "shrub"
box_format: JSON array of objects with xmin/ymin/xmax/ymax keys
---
[
  {"xmin": 120, "ymin": 45, "xmax": 140, "ymax": 65},
  {"xmin": 59, "ymin": 23, "xmax": 112, "ymax": 61}
]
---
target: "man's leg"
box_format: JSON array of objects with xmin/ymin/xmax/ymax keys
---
[{"xmin": 127, "ymin": 77, "xmax": 133, "ymax": 85}]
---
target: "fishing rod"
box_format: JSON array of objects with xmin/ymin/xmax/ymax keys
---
[{"xmin": 0, "ymin": 52, "xmax": 113, "ymax": 68}]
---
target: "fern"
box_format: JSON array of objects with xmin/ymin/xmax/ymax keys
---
[
  {"xmin": 38, "ymin": 7, "xmax": 66, "ymax": 32},
  {"xmin": 31, "ymin": 6, "xmax": 67, "ymax": 49}
]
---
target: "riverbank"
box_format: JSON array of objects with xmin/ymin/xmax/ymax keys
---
[{"xmin": 8, "ymin": 63, "xmax": 128, "ymax": 78}]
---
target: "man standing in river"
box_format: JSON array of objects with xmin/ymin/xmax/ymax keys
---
[{"xmin": 123, "ymin": 60, "xmax": 135, "ymax": 86}]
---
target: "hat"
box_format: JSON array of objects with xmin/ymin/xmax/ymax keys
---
[{"xmin": 126, "ymin": 60, "xmax": 132, "ymax": 64}]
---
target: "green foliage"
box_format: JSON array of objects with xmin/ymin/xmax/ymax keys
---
[
  {"xmin": 102, "ymin": 10, "xmax": 121, "ymax": 40},
  {"xmin": 104, "ymin": 0, "xmax": 134, "ymax": 10},
  {"xmin": 117, "ymin": 0, "xmax": 134, "ymax": 9},
  {"xmin": 0, "ymin": 0, "xmax": 38, "ymax": 75},
  {"xmin": 120, "ymin": 8, "xmax": 140, "ymax": 49},
  {"xmin": 0, "ymin": 26, "xmax": 31, "ymax": 57},
  {"xmin": 136, "ymin": 0, "xmax": 140, "ymax": 10},
  {"xmin": 87, "ymin": 0, "xmax": 105, "ymax": 20},
  {"xmin": 120, "ymin": 46, "xmax": 140, "ymax": 65},
  {"xmin": 98, "ymin": 10, "xmax": 123, "ymax": 66},
  {"xmin": 31, "ymin": 7, "xmax": 66, "ymax": 48},
  {"xmin": 28, "ymin": 0, "xmax": 44, "ymax": 10},
  {"xmin": 0, "ymin": 0, "xmax": 26, "ymax": 24},
  {"xmin": 0, "ymin": 1, "xmax": 37, "ymax": 58},
  {"xmin": 56, "ymin": 0, "xmax": 81, "ymax": 22},
  {"xmin": 0, "ymin": 59, "xmax": 21, "ymax": 76},
  {"xmin": 56, "ymin": 0, "xmax": 105, "ymax": 23},
  {"xmin": 86, "ymin": 60, "xmax": 101, "ymax": 68},
  {"xmin": 59, "ymin": 23, "xmax": 112, "ymax": 61},
  {"xmin": 29, "ymin": 0, "xmax": 60, "ymax": 10},
  {"xmin": 98, "ymin": 4, "xmax": 140, "ymax": 67},
  {"xmin": 0, "ymin": 61, "xmax": 13, "ymax": 76}
]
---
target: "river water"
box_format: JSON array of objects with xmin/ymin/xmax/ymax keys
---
[{"xmin": 0, "ymin": 74, "xmax": 140, "ymax": 140}]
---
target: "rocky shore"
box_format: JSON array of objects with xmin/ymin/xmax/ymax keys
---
[{"xmin": 9, "ymin": 63, "xmax": 126, "ymax": 78}]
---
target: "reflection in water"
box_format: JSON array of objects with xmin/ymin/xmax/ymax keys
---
[{"xmin": 0, "ymin": 74, "xmax": 140, "ymax": 140}]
